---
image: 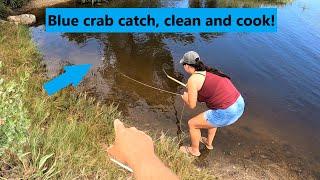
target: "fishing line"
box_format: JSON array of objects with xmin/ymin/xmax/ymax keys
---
[
  {"xmin": 162, "ymin": 65, "xmax": 187, "ymax": 137},
  {"xmin": 179, "ymin": 102, "xmax": 185, "ymax": 135},
  {"xmin": 118, "ymin": 71, "xmax": 181, "ymax": 96}
]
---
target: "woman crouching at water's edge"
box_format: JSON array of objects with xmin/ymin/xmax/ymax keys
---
[{"xmin": 179, "ymin": 51, "xmax": 245, "ymax": 156}]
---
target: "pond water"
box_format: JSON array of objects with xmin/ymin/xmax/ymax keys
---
[{"xmin": 28, "ymin": 0, "xmax": 320, "ymax": 178}]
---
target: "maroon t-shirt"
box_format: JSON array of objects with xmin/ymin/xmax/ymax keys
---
[{"xmin": 197, "ymin": 72, "xmax": 240, "ymax": 109}]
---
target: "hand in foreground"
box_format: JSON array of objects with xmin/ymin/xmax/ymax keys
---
[
  {"xmin": 107, "ymin": 119, "xmax": 178, "ymax": 180},
  {"xmin": 107, "ymin": 119, "xmax": 154, "ymax": 167}
]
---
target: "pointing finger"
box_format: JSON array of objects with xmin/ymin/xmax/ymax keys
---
[{"xmin": 114, "ymin": 119, "xmax": 125, "ymax": 138}]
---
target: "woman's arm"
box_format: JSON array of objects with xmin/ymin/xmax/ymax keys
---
[{"xmin": 181, "ymin": 76, "xmax": 198, "ymax": 109}]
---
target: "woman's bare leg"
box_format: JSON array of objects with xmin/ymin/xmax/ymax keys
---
[
  {"xmin": 207, "ymin": 128, "xmax": 217, "ymax": 147},
  {"xmin": 187, "ymin": 112, "xmax": 215, "ymax": 155},
  {"xmin": 188, "ymin": 120, "xmax": 201, "ymax": 154}
]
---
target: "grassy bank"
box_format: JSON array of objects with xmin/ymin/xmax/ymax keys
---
[{"xmin": 0, "ymin": 23, "xmax": 213, "ymax": 179}]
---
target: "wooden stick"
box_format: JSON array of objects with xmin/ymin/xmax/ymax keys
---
[{"xmin": 162, "ymin": 68, "xmax": 187, "ymax": 87}]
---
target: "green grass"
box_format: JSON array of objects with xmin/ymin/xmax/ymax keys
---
[{"xmin": 0, "ymin": 22, "xmax": 214, "ymax": 179}]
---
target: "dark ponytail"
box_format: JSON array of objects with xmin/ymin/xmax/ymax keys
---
[{"xmin": 188, "ymin": 58, "xmax": 231, "ymax": 79}]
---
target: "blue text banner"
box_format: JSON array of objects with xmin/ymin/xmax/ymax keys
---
[{"xmin": 46, "ymin": 8, "xmax": 277, "ymax": 33}]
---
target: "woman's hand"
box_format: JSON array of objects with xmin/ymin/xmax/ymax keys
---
[{"xmin": 181, "ymin": 91, "xmax": 188, "ymax": 103}]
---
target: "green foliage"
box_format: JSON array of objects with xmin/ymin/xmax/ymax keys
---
[
  {"xmin": 3, "ymin": 0, "xmax": 29, "ymax": 9},
  {"xmin": 0, "ymin": 1, "xmax": 9, "ymax": 18},
  {"xmin": 0, "ymin": 0, "xmax": 28, "ymax": 18},
  {"xmin": 0, "ymin": 62, "xmax": 31, "ymax": 156}
]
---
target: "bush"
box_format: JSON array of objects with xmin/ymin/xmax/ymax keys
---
[
  {"xmin": 0, "ymin": 1, "xmax": 9, "ymax": 18},
  {"xmin": 3, "ymin": 0, "xmax": 29, "ymax": 9}
]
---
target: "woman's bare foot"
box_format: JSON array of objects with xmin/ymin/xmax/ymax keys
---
[
  {"xmin": 179, "ymin": 146, "xmax": 201, "ymax": 157},
  {"xmin": 200, "ymin": 137, "xmax": 213, "ymax": 150}
]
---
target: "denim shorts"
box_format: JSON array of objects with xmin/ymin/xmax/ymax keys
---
[{"xmin": 204, "ymin": 95, "xmax": 245, "ymax": 127}]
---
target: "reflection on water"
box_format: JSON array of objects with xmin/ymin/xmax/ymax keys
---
[
  {"xmin": 29, "ymin": 0, "xmax": 320, "ymax": 178},
  {"xmin": 106, "ymin": 0, "xmax": 293, "ymax": 8}
]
